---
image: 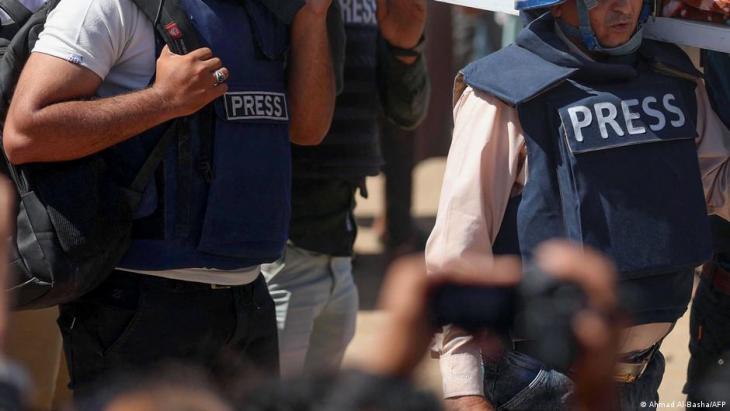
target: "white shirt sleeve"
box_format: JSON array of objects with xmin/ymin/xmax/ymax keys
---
[
  {"xmin": 426, "ymin": 77, "xmax": 526, "ymax": 399},
  {"xmin": 32, "ymin": 0, "xmax": 133, "ymax": 81}
]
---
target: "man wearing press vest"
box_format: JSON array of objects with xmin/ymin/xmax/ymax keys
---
[
  {"xmin": 427, "ymin": 0, "xmax": 730, "ymax": 409},
  {"xmin": 3, "ymin": 0, "xmax": 337, "ymax": 396},
  {"xmin": 262, "ymin": 0, "xmax": 429, "ymax": 377}
]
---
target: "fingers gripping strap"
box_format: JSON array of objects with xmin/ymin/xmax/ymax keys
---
[{"xmin": 130, "ymin": 0, "xmax": 202, "ymax": 54}]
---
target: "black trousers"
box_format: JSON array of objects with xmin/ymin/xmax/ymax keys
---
[
  {"xmin": 57, "ymin": 270, "xmax": 279, "ymax": 399},
  {"xmin": 684, "ymin": 276, "xmax": 730, "ymax": 407}
]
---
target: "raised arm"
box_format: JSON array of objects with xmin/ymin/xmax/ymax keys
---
[
  {"xmin": 376, "ymin": 0, "xmax": 430, "ymax": 130},
  {"xmin": 287, "ymin": 0, "xmax": 337, "ymax": 146},
  {"xmin": 3, "ymin": 46, "xmax": 227, "ymax": 165}
]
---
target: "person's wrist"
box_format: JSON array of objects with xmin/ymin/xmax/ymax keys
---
[
  {"xmin": 292, "ymin": 3, "xmax": 328, "ymax": 43},
  {"xmin": 386, "ymin": 34, "xmax": 422, "ymax": 51},
  {"xmin": 387, "ymin": 35, "xmax": 425, "ymax": 65},
  {"xmin": 385, "ymin": 34, "xmax": 426, "ymax": 65},
  {"xmin": 297, "ymin": 2, "xmax": 329, "ymax": 22},
  {"xmin": 148, "ymin": 86, "xmax": 182, "ymax": 120}
]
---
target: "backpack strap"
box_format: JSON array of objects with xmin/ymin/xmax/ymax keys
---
[
  {"xmin": 128, "ymin": 119, "xmax": 179, "ymax": 196},
  {"xmin": 129, "ymin": 0, "xmax": 206, "ymax": 237},
  {"xmin": 0, "ymin": 0, "xmax": 31, "ymax": 26},
  {"xmin": 131, "ymin": 0, "xmax": 203, "ymax": 54}
]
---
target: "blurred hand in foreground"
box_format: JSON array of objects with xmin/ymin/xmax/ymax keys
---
[{"xmin": 362, "ymin": 241, "xmax": 620, "ymax": 411}]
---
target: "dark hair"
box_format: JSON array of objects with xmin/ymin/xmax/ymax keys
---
[
  {"xmin": 239, "ymin": 370, "xmax": 442, "ymax": 411},
  {"xmin": 71, "ymin": 363, "xmax": 230, "ymax": 411}
]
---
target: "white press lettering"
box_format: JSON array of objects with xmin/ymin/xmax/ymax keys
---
[
  {"xmin": 567, "ymin": 105, "xmax": 593, "ymax": 142},
  {"xmin": 231, "ymin": 95, "xmax": 244, "ymax": 116},
  {"xmin": 641, "ymin": 96, "xmax": 666, "ymax": 131},
  {"xmin": 621, "ymin": 99, "xmax": 645, "ymax": 135},
  {"xmin": 594, "ymin": 102, "xmax": 625, "ymax": 138},
  {"xmin": 273, "ymin": 96, "xmax": 283, "ymax": 117},
  {"xmin": 340, "ymin": 0, "xmax": 352, "ymax": 21},
  {"xmin": 255, "ymin": 95, "xmax": 265, "ymax": 116},
  {"xmin": 224, "ymin": 92, "xmax": 288, "ymax": 121},
  {"xmin": 353, "ymin": 0, "xmax": 362, "ymax": 23},
  {"xmin": 244, "ymin": 96, "xmax": 255, "ymax": 116},
  {"xmin": 663, "ymin": 93, "xmax": 686, "ymax": 128},
  {"xmin": 338, "ymin": 0, "xmax": 377, "ymax": 24},
  {"xmin": 264, "ymin": 95, "xmax": 274, "ymax": 116},
  {"xmin": 361, "ymin": 0, "xmax": 375, "ymax": 23}
]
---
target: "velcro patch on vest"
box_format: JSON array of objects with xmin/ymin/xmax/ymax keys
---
[
  {"xmin": 558, "ymin": 88, "xmax": 696, "ymax": 154},
  {"xmin": 223, "ymin": 92, "xmax": 288, "ymax": 122}
]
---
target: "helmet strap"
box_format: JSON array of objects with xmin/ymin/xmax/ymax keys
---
[{"xmin": 572, "ymin": 0, "xmax": 645, "ymax": 56}]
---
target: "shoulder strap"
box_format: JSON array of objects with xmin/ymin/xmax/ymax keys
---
[
  {"xmin": 129, "ymin": 0, "xmax": 210, "ymax": 237},
  {"xmin": 0, "ymin": 0, "xmax": 31, "ymax": 25},
  {"xmin": 462, "ymin": 44, "xmax": 577, "ymax": 106},
  {"xmin": 127, "ymin": 0, "xmax": 204, "ymax": 210},
  {"xmin": 129, "ymin": 120, "xmax": 178, "ymax": 195},
  {"xmin": 640, "ymin": 39, "xmax": 702, "ymax": 82},
  {"xmin": 130, "ymin": 0, "xmax": 202, "ymax": 54}
]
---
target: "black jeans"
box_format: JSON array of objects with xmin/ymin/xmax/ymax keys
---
[
  {"xmin": 57, "ymin": 270, "xmax": 278, "ymax": 398},
  {"xmin": 684, "ymin": 276, "xmax": 730, "ymax": 408}
]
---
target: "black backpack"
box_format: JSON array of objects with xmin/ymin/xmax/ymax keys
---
[{"xmin": 0, "ymin": 0, "xmax": 202, "ymax": 309}]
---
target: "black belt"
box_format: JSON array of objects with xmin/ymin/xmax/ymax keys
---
[{"xmin": 513, "ymin": 340, "xmax": 660, "ymax": 384}]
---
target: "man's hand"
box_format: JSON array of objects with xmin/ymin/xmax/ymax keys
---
[
  {"xmin": 362, "ymin": 254, "xmax": 521, "ymax": 379},
  {"xmin": 376, "ymin": 0, "xmax": 427, "ymax": 49},
  {"xmin": 534, "ymin": 241, "xmax": 620, "ymax": 411},
  {"xmin": 152, "ymin": 45, "xmax": 228, "ymax": 118}
]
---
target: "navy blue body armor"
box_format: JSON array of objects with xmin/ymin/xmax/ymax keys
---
[
  {"xmin": 464, "ymin": 14, "xmax": 712, "ymax": 322},
  {"xmin": 117, "ymin": 0, "xmax": 291, "ymax": 270},
  {"xmin": 291, "ymin": 0, "xmax": 383, "ymax": 179}
]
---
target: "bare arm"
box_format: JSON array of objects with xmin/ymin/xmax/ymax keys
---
[
  {"xmin": 0, "ymin": 178, "xmax": 13, "ymax": 349},
  {"xmin": 287, "ymin": 0, "xmax": 336, "ymax": 146},
  {"xmin": 3, "ymin": 46, "xmax": 227, "ymax": 165},
  {"xmin": 375, "ymin": 0, "xmax": 430, "ymax": 130}
]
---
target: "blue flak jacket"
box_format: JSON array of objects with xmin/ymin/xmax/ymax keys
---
[
  {"xmin": 292, "ymin": 0, "xmax": 383, "ymax": 179},
  {"xmin": 114, "ymin": 0, "xmax": 291, "ymax": 271},
  {"xmin": 465, "ymin": 14, "xmax": 712, "ymax": 323}
]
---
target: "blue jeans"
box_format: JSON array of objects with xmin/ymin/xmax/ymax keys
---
[
  {"xmin": 484, "ymin": 350, "xmax": 665, "ymax": 410},
  {"xmin": 684, "ymin": 276, "xmax": 730, "ymax": 406}
]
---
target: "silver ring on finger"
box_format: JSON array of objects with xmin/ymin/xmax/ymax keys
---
[{"xmin": 213, "ymin": 69, "xmax": 227, "ymax": 85}]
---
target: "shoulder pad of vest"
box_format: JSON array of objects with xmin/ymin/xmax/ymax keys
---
[
  {"xmin": 462, "ymin": 44, "xmax": 578, "ymax": 106},
  {"xmin": 641, "ymin": 40, "xmax": 702, "ymax": 80}
]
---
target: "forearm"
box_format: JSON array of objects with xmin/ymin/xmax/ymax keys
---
[
  {"xmin": 378, "ymin": 38, "xmax": 430, "ymax": 130},
  {"xmin": 4, "ymin": 87, "xmax": 175, "ymax": 164},
  {"xmin": 288, "ymin": 7, "xmax": 336, "ymax": 146}
]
